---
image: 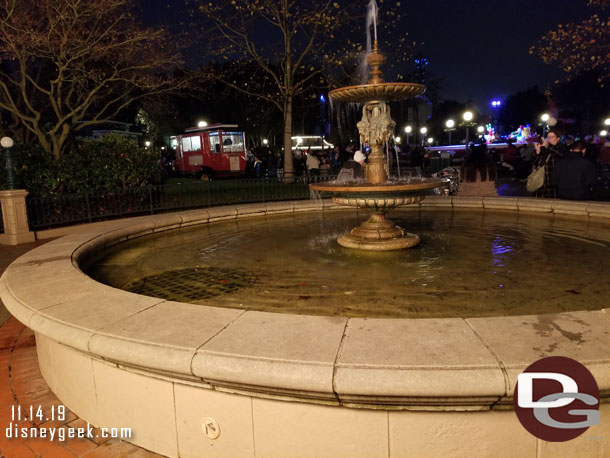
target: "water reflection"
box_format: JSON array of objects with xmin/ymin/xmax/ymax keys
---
[{"xmin": 86, "ymin": 209, "xmax": 610, "ymax": 319}]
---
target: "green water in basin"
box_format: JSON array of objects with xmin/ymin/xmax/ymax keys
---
[{"xmin": 86, "ymin": 209, "xmax": 610, "ymax": 318}]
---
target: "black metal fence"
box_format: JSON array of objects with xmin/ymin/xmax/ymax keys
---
[{"xmin": 26, "ymin": 175, "xmax": 337, "ymax": 230}]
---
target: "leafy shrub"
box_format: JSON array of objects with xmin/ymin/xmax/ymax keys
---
[{"xmin": 0, "ymin": 135, "xmax": 163, "ymax": 195}]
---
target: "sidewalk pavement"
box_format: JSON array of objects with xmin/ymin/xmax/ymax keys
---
[{"xmin": 0, "ymin": 241, "xmax": 162, "ymax": 458}]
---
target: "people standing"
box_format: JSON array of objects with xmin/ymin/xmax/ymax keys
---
[
  {"xmin": 330, "ymin": 146, "xmax": 342, "ymax": 173},
  {"xmin": 532, "ymin": 129, "xmax": 568, "ymax": 198},
  {"xmin": 306, "ymin": 148, "xmax": 320, "ymax": 176},
  {"xmin": 457, "ymin": 144, "xmax": 498, "ymax": 197},
  {"xmin": 553, "ymin": 141, "xmax": 596, "ymax": 200},
  {"xmin": 293, "ymin": 147, "xmax": 304, "ymax": 176},
  {"xmin": 253, "ymin": 155, "xmax": 263, "ymax": 178}
]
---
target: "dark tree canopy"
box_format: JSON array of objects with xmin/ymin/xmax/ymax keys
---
[
  {"xmin": 0, "ymin": 0, "xmax": 184, "ymax": 158},
  {"xmin": 530, "ymin": 0, "xmax": 609, "ymax": 81}
]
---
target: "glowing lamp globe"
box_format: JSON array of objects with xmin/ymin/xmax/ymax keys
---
[{"xmin": 0, "ymin": 137, "xmax": 14, "ymax": 148}]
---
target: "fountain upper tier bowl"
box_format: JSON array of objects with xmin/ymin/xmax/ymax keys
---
[{"xmin": 328, "ymin": 81, "xmax": 425, "ymax": 103}]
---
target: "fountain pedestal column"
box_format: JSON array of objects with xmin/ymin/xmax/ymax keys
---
[{"xmin": 338, "ymin": 212, "xmax": 421, "ymax": 250}]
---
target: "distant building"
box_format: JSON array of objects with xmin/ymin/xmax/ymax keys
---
[{"xmin": 78, "ymin": 121, "xmax": 143, "ymax": 142}]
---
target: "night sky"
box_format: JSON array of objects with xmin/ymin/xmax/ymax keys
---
[
  {"xmin": 142, "ymin": 0, "xmax": 596, "ymax": 114},
  {"xmin": 401, "ymin": 0, "xmax": 594, "ymax": 113}
]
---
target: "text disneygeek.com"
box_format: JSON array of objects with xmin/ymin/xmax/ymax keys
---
[{"xmin": 5, "ymin": 422, "xmax": 132, "ymax": 441}]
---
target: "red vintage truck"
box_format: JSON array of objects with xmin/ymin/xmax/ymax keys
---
[{"xmin": 170, "ymin": 123, "xmax": 247, "ymax": 180}]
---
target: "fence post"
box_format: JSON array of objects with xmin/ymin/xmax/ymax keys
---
[
  {"xmin": 148, "ymin": 187, "xmax": 154, "ymax": 215},
  {"xmin": 262, "ymin": 178, "xmax": 265, "ymax": 203},
  {"xmin": 85, "ymin": 193, "xmax": 92, "ymax": 223}
]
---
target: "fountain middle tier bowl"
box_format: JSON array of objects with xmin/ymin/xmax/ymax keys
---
[
  {"xmin": 310, "ymin": 179, "xmax": 442, "ymax": 193},
  {"xmin": 328, "ymin": 81, "xmax": 426, "ymax": 103},
  {"xmin": 310, "ymin": 178, "xmax": 443, "ymax": 209},
  {"xmin": 310, "ymin": 178, "xmax": 443, "ymax": 250}
]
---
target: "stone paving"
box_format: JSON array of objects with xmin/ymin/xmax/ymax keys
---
[{"xmin": 0, "ymin": 241, "xmax": 162, "ymax": 458}]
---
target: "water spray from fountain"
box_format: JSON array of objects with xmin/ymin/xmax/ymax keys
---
[{"xmin": 359, "ymin": 0, "xmax": 379, "ymax": 84}]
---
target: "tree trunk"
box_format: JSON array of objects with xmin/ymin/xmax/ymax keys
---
[{"xmin": 283, "ymin": 95, "xmax": 294, "ymax": 182}]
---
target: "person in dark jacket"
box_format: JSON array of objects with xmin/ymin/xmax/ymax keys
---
[
  {"xmin": 533, "ymin": 129, "xmax": 568, "ymax": 198},
  {"xmin": 553, "ymin": 141, "xmax": 596, "ymax": 200}
]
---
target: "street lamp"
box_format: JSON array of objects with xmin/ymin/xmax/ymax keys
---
[
  {"xmin": 541, "ymin": 113, "xmax": 550, "ymax": 136},
  {"xmin": 1, "ymin": 136, "xmax": 17, "ymax": 190},
  {"xmin": 601, "ymin": 130, "xmax": 608, "ymax": 137},
  {"xmin": 395, "ymin": 136, "xmax": 401, "ymax": 144},
  {"xmin": 427, "ymin": 137, "xmax": 434, "ymax": 145},
  {"xmin": 420, "ymin": 127, "xmax": 427, "ymax": 145},
  {"xmin": 445, "ymin": 119, "xmax": 455, "ymax": 145},
  {"xmin": 144, "ymin": 141, "xmax": 151, "ymax": 148},
  {"xmin": 463, "ymin": 111, "xmax": 474, "ymax": 144},
  {"xmin": 604, "ymin": 118, "xmax": 610, "ymax": 126},
  {"xmin": 477, "ymin": 125, "xmax": 485, "ymax": 134},
  {"xmin": 197, "ymin": 120, "xmax": 208, "ymax": 128},
  {"xmin": 263, "ymin": 139, "xmax": 269, "ymax": 145},
  {"xmin": 404, "ymin": 125, "xmax": 412, "ymax": 144}
]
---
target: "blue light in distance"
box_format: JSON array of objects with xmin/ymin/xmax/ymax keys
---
[
  {"xmin": 491, "ymin": 100, "xmax": 502, "ymax": 108},
  {"xmin": 320, "ymin": 94, "xmax": 326, "ymax": 103}
]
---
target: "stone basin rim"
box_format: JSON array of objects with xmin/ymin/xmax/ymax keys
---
[{"xmin": 1, "ymin": 197, "xmax": 609, "ymax": 410}]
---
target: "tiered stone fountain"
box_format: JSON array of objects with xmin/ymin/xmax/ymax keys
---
[{"xmin": 310, "ymin": 41, "xmax": 442, "ymax": 250}]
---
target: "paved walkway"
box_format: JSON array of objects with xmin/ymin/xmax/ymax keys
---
[{"xmin": 0, "ymin": 242, "xmax": 161, "ymax": 458}]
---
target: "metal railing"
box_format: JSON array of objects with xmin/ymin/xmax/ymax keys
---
[{"xmin": 26, "ymin": 175, "xmax": 337, "ymax": 230}]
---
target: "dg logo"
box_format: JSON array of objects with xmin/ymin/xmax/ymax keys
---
[{"xmin": 514, "ymin": 356, "xmax": 600, "ymax": 442}]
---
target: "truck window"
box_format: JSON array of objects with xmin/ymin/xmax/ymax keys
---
[
  {"xmin": 209, "ymin": 132, "xmax": 221, "ymax": 153},
  {"xmin": 182, "ymin": 135, "xmax": 201, "ymax": 152},
  {"xmin": 221, "ymin": 132, "xmax": 244, "ymax": 153}
]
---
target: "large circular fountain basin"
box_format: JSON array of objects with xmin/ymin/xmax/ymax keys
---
[
  {"xmin": 328, "ymin": 81, "xmax": 426, "ymax": 103},
  {"xmin": 1, "ymin": 197, "xmax": 609, "ymax": 458}
]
